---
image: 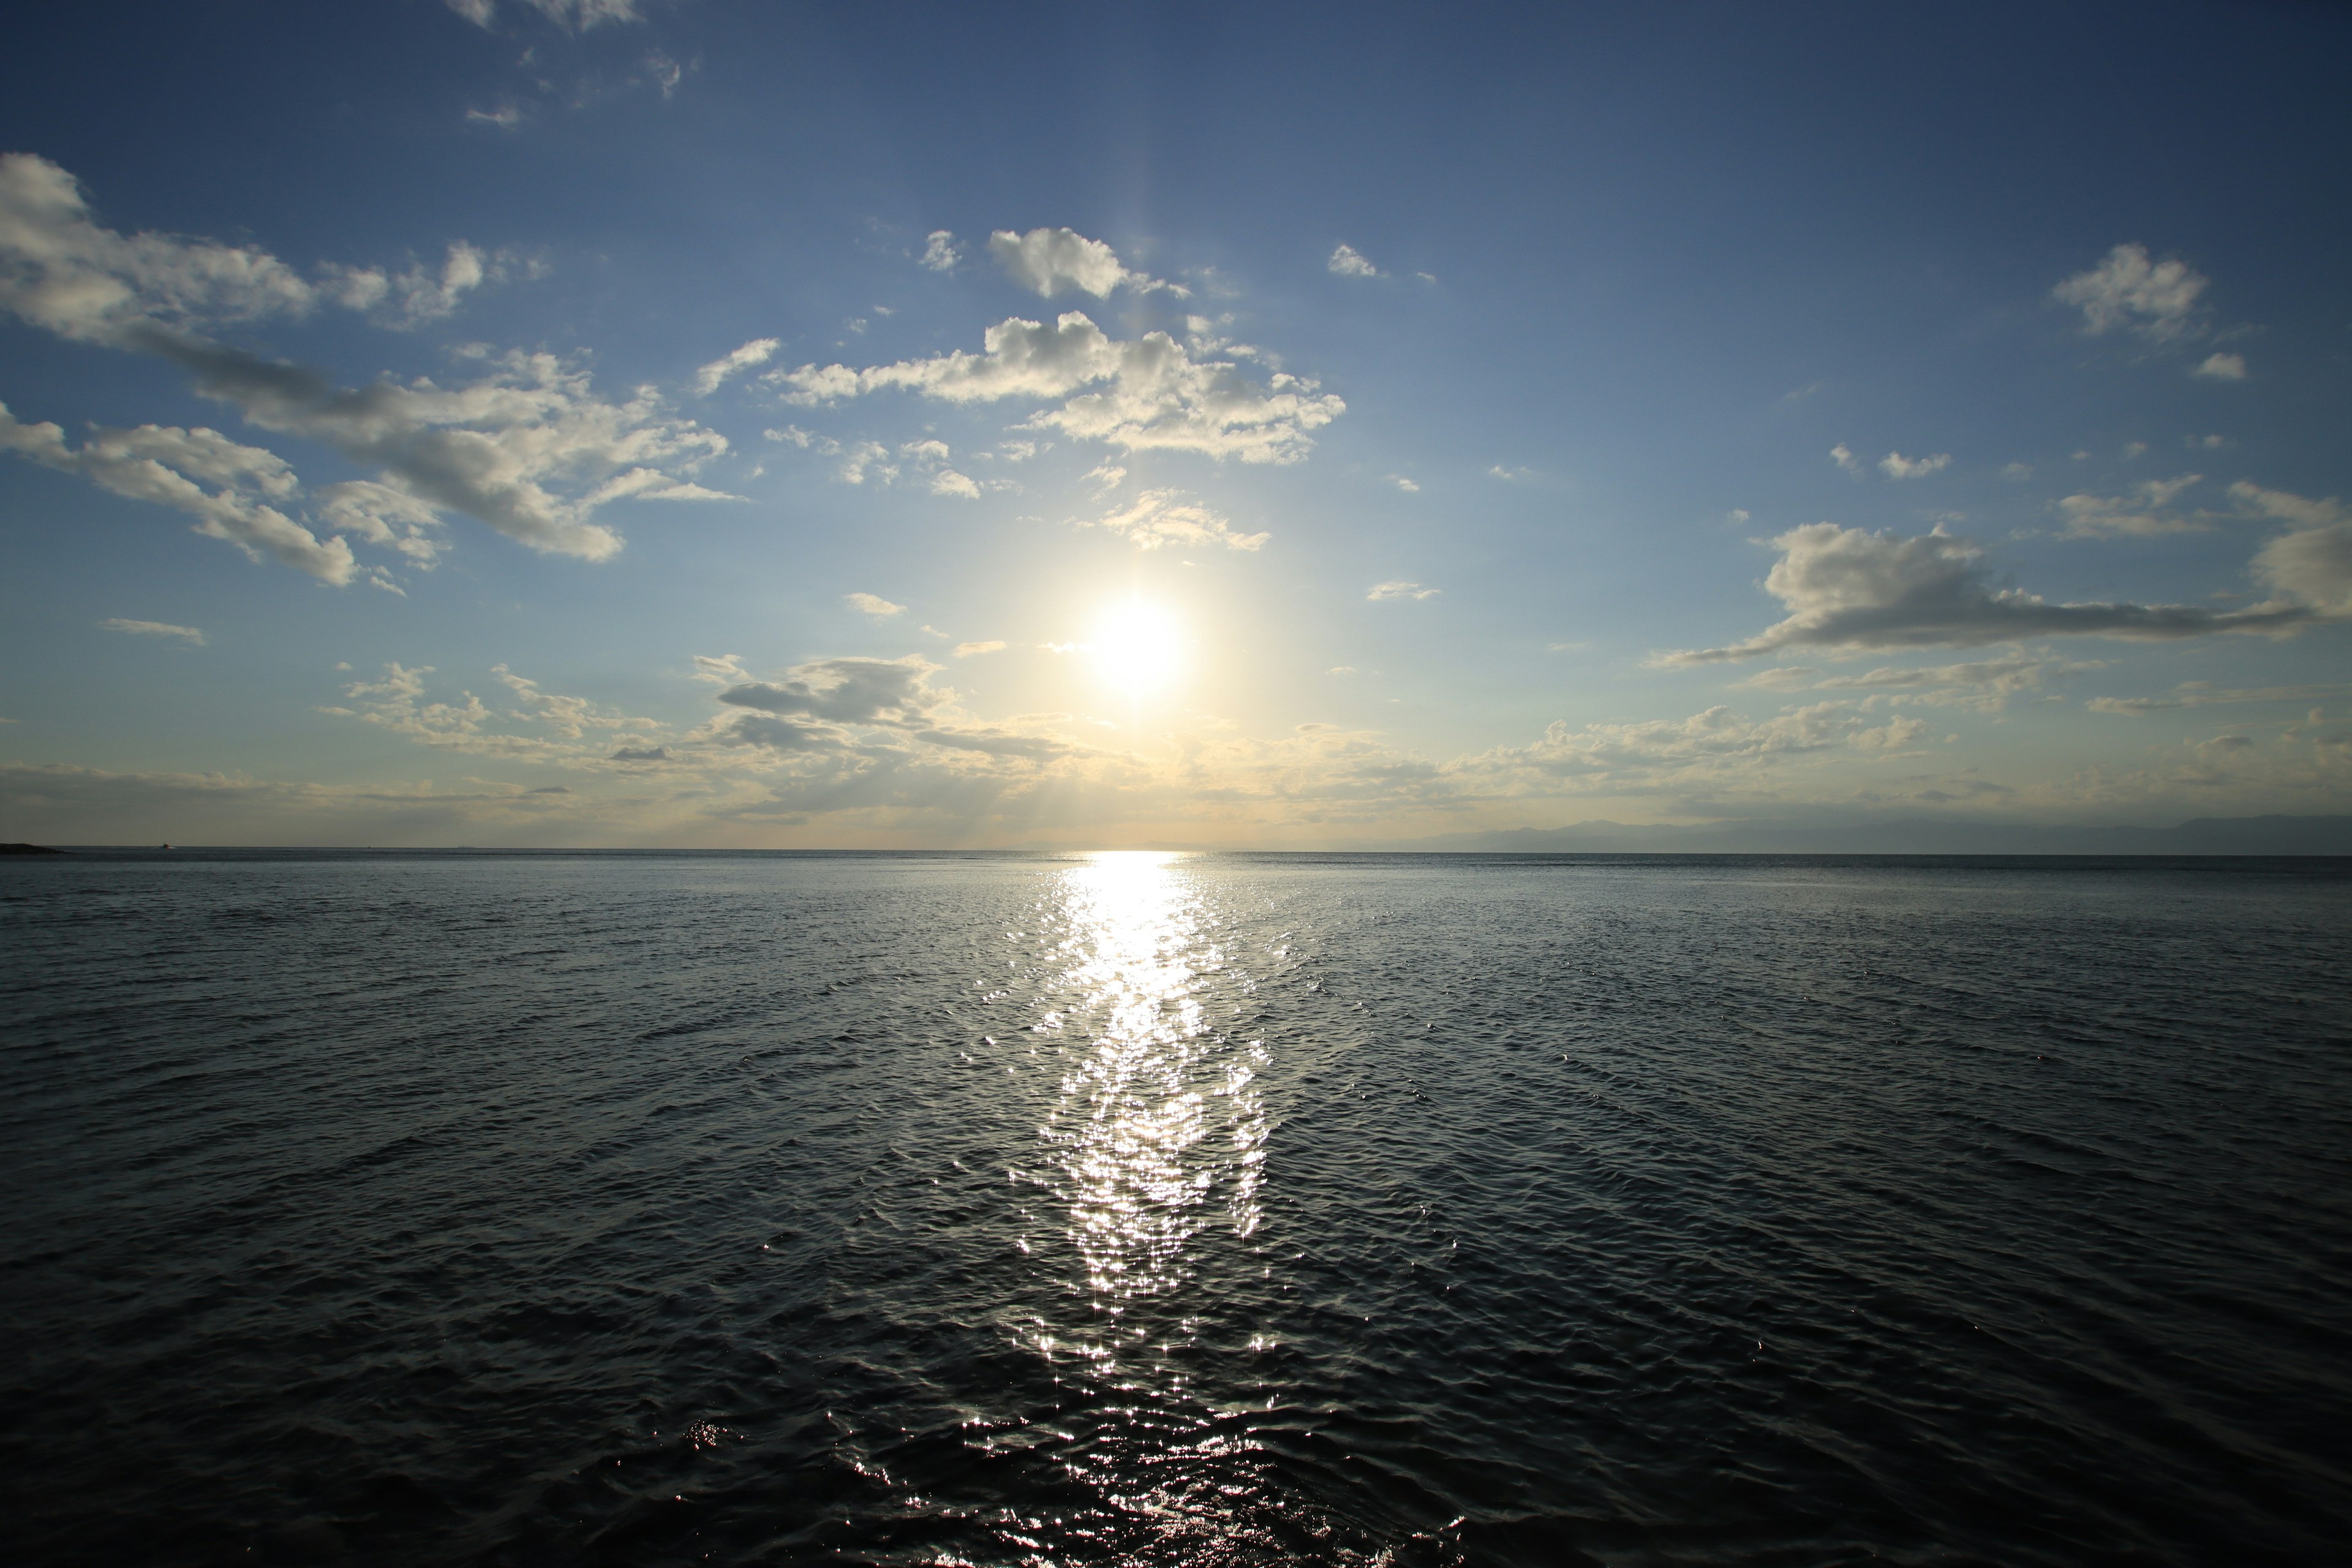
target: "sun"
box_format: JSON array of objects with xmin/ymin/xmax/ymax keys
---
[{"xmin": 1090, "ymin": 600, "xmax": 1186, "ymax": 698}]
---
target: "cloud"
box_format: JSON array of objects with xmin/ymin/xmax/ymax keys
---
[
  {"xmin": 609, "ymin": 745, "xmax": 669, "ymax": 761},
  {"xmin": 2195, "ymin": 352, "xmax": 2247, "ymax": 381},
  {"xmin": 919, "ymin": 230, "xmax": 963, "ymax": 273},
  {"xmin": 449, "ymin": 1, "xmax": 644, "ymax": 29},
  {"xmin": 1830, "ymin": 443, "xmax": 1861, "ymax": 474},
  {"xmin": 846, "ymin": 591, "xmax": 905, "ymax": 617},
  {"xmin": 2052, "ymin": 243, "xmax": 2208, "ymax": 339},
  {"xmin": 151, "ymin": 339, "xmax": 731, "ymax": 560},
  {"xmin": 1659, "ymin": 521, "xmax": 2315, "ymax": 663},
  {"xmin": 2056, "ymin": 474, "xmax": 2205, "ymax": 538},
  {"xmin": 1879, "ymin": 451, "xmax": 1951, "ymax": 480},
  {"xmin": 2238, "ymin": 483, "xmax": 2352, "ymax": 617},
  {"xmin": 0, "ymin": 158, "xmax": 727, "ymax": 567},
  {"xmin": 986, "ymin": 227, "xmax": 1175, "ymax": 298},
  {"xmin": 100, "ymin": 617, "xmax": 206, "ymax": 644},
  {"xmin": 0, "ymin": 153, "xmax": 317, "ymax": 344},
  {"xmin": 1368, "ymin": 581, "xmax": 1439, "ymax": 601},
  {"xmin": 953, "ymin": 640, "xmax": 1007, "ymax": 657},
  {"xmin": 1328, "ymin": 244, "xmax": 1378, "ymax": 277},
  {"xmin": 1, "ymin": 402, "xmax": 355, "ymax": 582},
  {"xmin": 695, "ymin": 337, "xmax": 780, "ymax": 395},
  {"xmin": 1382, "ymin": 473, "xmax": 1419, "ymax": 493},
  {"xmin": 318, "ymin": 242, "xmax": 502, "ymax": 329},
  {"xmin": 717, "ymin": 655, "xmax": 944, "ymax": 726},
  {"xmin": 780, "ymin": 312, "xmax": 1343, "ymax": 464},
  {"xmin": 1086, "ymin": 489, "xmax": 1267, "ymax": 551},
  {"xmin": 1730, "ymin": 655, "xmax": 2100, "ymax": 712}
]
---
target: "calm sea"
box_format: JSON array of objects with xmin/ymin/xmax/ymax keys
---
[{"xmin": 2, "ymin": 850, "xmax": 2347, "ymax": 1566}]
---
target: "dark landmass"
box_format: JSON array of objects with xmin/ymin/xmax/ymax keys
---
[
  {"xmin": 1371, "ymin": 814, "xmax": 2352, "ymax": 856},
  {"xmin": 0, "ymin": 842, "xmax": 65, "ymax": 855}
]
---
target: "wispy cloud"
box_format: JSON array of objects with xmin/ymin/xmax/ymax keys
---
[
  {"xmin": 1368, "ymin": 580, "xmax": 1439, "ymax": 601},
  {"xmin": 100, "ymin": 617, "xmax": 206, "ymax": 644}
]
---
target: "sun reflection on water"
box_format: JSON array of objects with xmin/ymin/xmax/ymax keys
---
[{"xmin": 1023, "ymin": 851, "xmax": 1268, "ymax": 1373}]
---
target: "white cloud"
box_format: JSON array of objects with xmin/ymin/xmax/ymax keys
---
[
  {"xmin": 921, "ymin": 231, "xmax": 962, "ymax": 272},
  {"xmin": 694, "ymin": 337, "xmax": 780, "ymax": 395},
  {"xmin": 986, "ymin": 227, "xmax": 1175, "ymax": 298},
  {"xmin": 0, "ymin": 153, "xmax": 317, "ymax": 344},
  {"xmin": 2052, "ymin": 243, "xmax": 2208, "ymax": 339},
  {"xmin": 780, "ymin": 312, "xmax": 1344, "ymax": 464},
  {"xmin": 1087, "ymin": 489, "xmax": 1267, "ymax": 552},
  {"xmin": 100, "ymin": 617, "xmax": 205, "ymax": 644},
  {"xmin": 154, "ymin": 340, "xmax": 732, "ymax": 560},
  {"xmin": 467, "ymin": 104, "xmax": 523, "ymax": 129},
  {"xmin": 314, "ymin": 480, "xmax": 448, "ymax": 565},
  {"xmin": 1488, "ymin": 464, "xmax": 1532, "ymax": 481},
  {"xmin": 318, "ymin": 242, "xmax": 501, "ymax": 329},
  {"xmin": 1830, "ymin": 443, "xmax": 1860, "ymax": 474},
  {"xmin": 2194, "ymin": 352, "xmax": 2247, "ymax": 381},
  {"xmin": 1382, "ymin": 473, "xmax": 1420, "ymax": 493},
  {"xmin": 1368, "ymin": 581, "xmax": 1439, "ymax": 601},
  {"xmin": 2056, "ymin": 474, "xmax": 2204, "ymax": 538},
  {"xmin": 2001, "ymin": 462, "xmax": 2034, "ymax": 481},
  {"xmin": 1328, "ymin": 244, "xmax": 1379, "ymax": 277},
  {"xmin": 1660, "ymin": 521, "xmax": 2314, "ymax": 663},
  {"xmin": 0, "ymin": 158, "xmax": 723, "ymax": 567},
  {"xmin": 1879, "ymin": 451, "xmax": 1951, "ymax": 480},
  {"xmin": 0, "ymin": 402, "xmax": 355, "ymax": 582},
  {"xmin": 454, "ymin": 1, "xmax": 644, "ymax": 28},
  {"xmin": 953, "ymin": 640, "xmax": 1007, "ymax": 657},
  {"xmin": 2238, "ymin": 483, "xmax": 2352, "ymax": 617},
  {"xmin": 845, "ymin": 592, "xmax": 905, "ymax": 617},
  {"xmin": 1730, "ymin": 656, "xmax": 2100, "ymax": 712}
]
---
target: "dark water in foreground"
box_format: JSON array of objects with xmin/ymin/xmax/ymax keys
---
[{"xmin": 2, "ymin": 851, "xmax": 2348, "ymax": 1567}]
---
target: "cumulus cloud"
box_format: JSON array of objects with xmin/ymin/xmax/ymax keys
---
[
  {"xmin": 100, "ymin": 617, "xmax": 206, "ymax": 644},
  {"xmin": 986, "ymin": 227, "xmax": 1175, "ymax": 298},
  {"xmin": 0, "ymin": 153, "xmax": 317, "ymax": 344},
  {"xmin": 2238, "ymin": 483, "xmax": 2352, "ymax": 617},
  {"xmin": 920, "ymin": 231, "xmax": 961, "ymax": 271},
  {"xmin": 1086, "ymin": 489, "xmax": 1267, "ymax": 552},
  {"xmin": 318, "ymin": 242, "xmax": 503, "ymax": 329},
  {"xmin": 1879, "ymin": 451, "xmax": 1951, "ymax": 480},
  {"xmin": 1830, "ymin": 443, "xmax": 1861, "ymax": 475},
  {"xmin": 151, "ymin": 339, "xmax": 733, "ymax": 561},
  {"xmin": 778, "ymin": 312, "xmax": 1344, "ymax": 464},
  {"xmin": 0, "ymin": 402, "xmax": 355, "ymax": 582},
  {"xmin": 1382, "ymin": 473, "xmax": 1419, "ymax": 493},
  {"xmin": 2052, "ymin": 243, "xmax": 2208, "ymax": 339},
  {"xmin": 1660, "ymin": 521, "xmax": 2313, "ymax": 663},
  {"xmin": 2056, "ymin": 474, "xmax": 2205, "ymax": 538},
  {"xmin": 2195, "ymin": 352, "xmax": 2247, "ymax": 381},
  {"xmin": 0, "ymin": 154, "xmax": 516, "ymax": 341},
  {"xmin": 1368, "ymin": 580, "xmax": 1439, "ymax": 601},
  {"xmin": 846, "ymin": 591, "xmax": 905, "ymax": 617},
  {"xmin": 694, "ymin": 337, "xmax": 780, "ymax": 395},
  {"xmin": 1328, "ymin": 244, "xmax": 1378, "ymax": 277},
  {"xmin": 0, "ymin": 157, "xmax": 726, "ymax": 568}
]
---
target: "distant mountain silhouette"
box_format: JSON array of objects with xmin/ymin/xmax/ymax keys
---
[{"xmin": 1369, "ymin": 815, "xmax": 2352, "ymax": 856}]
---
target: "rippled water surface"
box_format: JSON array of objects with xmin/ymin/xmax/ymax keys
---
[{"xmin": 3, "ymin": 850, "xmax": 2348, "ymax": 1566}]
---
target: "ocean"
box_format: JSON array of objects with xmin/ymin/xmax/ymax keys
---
[{"xmin": 2, "ymin": 850, "xmax": 2347, "ymax": 1566}]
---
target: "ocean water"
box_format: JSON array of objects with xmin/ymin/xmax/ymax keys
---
[{"xmin": 2, "ymin": 850, "xmax": 2348, "ymax": 1567}]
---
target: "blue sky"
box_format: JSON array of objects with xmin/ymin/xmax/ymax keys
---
[{"xmin": 2, "ymin": 1, "xmax": 2346, "ymax": 846}]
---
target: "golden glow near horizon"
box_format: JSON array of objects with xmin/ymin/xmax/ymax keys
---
[{"xmin": 1087, "ymin": 600, "xmax": 1188, "ymax": 701}]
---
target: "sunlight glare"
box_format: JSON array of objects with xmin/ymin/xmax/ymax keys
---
[{"xmin": 1089, "ymin": 600, "xmax": 1186, "ymax": 698}]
